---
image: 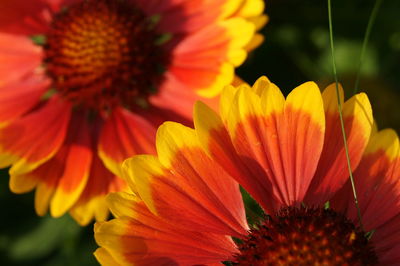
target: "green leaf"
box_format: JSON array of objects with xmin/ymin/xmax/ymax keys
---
[{"xmin": 9, "ymin": 215, "xmax": 81, "ymax": 261}]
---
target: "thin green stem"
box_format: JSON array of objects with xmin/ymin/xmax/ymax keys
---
[
  {"xmin": 328, "ymin": 0, "xmax": 364, "ymax": 231},
  {"xmin": 353, "ymin": 0, "xmax": 384, "ymax": 94}
]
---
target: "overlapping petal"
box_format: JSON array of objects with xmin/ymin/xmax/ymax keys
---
[
  {"xmin": 95, "ymin": 193, "xmax": 237, "ymax": 265},
  {"xmin": 0, "ymin": 97, "xmax": 71, "ymax": 175},
  {"xmin": 98, "ymin": 108, "xmax": 157, "ymax": 178},
  {"xmin": 330, "ymin": 128, "xmax": 400, "ymax": 264},
  {"xmin": 150, "ymin": 16, "xmax": 256, "ymax": 120},
  {"xmin": 0, "ymin": 0, "xmax": 51, "ymax": 35},
  {"xmin": 138, "ymin": 0, "xmax": 226, "ymax": 35},
  {"xmin": 168, "ymin": 17, "xmax": 254, "ymax": 97},
  {"xmin": 305, "ymin": 84, "xmax": 373, "ymax": 204},
  {"xmin": 9, "ymin": 110, "xmax": 91, "ymax": 217},
  {"xmin": 123, "ymin": 122, "xmax": 248, "ymax": 237},
  {"xmin": 0, "ymin": 73, "xmax": 49, "ymax": 126},
  {"xmin": 70, "ymin": 154, "xmax": 127, "ymax": 226},
  {"xmin": 196, "ymin": 77, "xmax": 325, "ymax": 212},
  {"xmin": 0, "ymin": 33, "xmax": 43, "ymax": 87}
]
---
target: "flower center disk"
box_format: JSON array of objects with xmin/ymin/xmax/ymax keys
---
[
  {"xmin": 234, "ymin": 207, "xmax": 378, "ymax": 265},
  {"xmin": 44, "ymin": 0, "xmax": 168, "ymax": 111}
]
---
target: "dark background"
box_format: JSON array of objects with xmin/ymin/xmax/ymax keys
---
[{"xmin": 1, "ymin": 0, "xmax": 400, "ymax": 265}]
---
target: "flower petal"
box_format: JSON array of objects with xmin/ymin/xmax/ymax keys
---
[
  {"xmin": 0, "ymin": 0, "xmax": 51, "ymax": 35},
  {"xmin": 150, "ymin": 73, "xmax": 220, "ymax": 120},
  {"xmin": 123, "ymin": 121, "xmax": 248, "ymax": 237},
  {"xmin": 24, "ymin": 147, "xmax": 71, "ymax": 216},
  {"xmin": 70, "ymin": 153, "xmax": 127, "ymax": 226},
  {"xmin": 195, "ymin": 79, "xmax": 326, "ymax": 212},
  {"xmin": 379, "ymin": 246, "xmax": 400, "ymax": 266},
  {"xmin": 106, "ymin": 192, "xmax": 142, "ymax": 219},
  {"xmin": 226, "ymin": 81, "xmax": 325, "ymax": 210},
  {"xmin": 347, "ymin": 129, "xmax": 399, "ymax": 230},
  {"xmin": 9, "ymin": 172, "xmax": 39, "ymax": 194},
  {"xmin": 331, "ymin": 128, "xmax": 400, "ymax": 263},
  {"xmin": 135, "ymin": 0, "xmax": 223, "ymax": 34},
  {"xmin": 232, "ymin": 0, "xmax": 265, "ymax": 18},
  {"xmin": 305, "ymin": 84, "xmax": 373, "ymax": 204},
  {"xmin": 168, "ymin": 17, "xmax": 254, "ymax": 97},
  {"xmin": 0, "ymin": 33, "xmax": 43, "ymax": 87},
  {"xmin": 35, "ymin": 173, "xmax": 59, "ymax": 216},
  {"xmin": 0, "ymin": 73, "xmax": 49, "ymax": 126},
  {"xmin": 95, "ymin": 196, "xmax": 237, "ymax": 265},
  {"xmin": 0, "ymin": 97, "xmax": 71, "ymax": 175},
  {"xmin": 369, "ymin": 214, "xmax": 400, "ymax": 265},
  {"xmin": 49, "ymin": 111, "xmax": 93, "ymax": 218},
  {"xmin": 194, "ymin": 99, "xmax": 277, "ymax": 212},
  {"xmin": 99, "ymin": 108, "xmax": 157, "ymax": 178},
  {"xmin": 94, "ymin": 247, "xmax": 121, "ymax": 266},
  {"xmin": 10, "ymin": 111, "xmax": 92, "ymax": 217},
  {"xmin": 273, "ymin": 81, "xmax": 325, "ymax": 205},
  {"xmin": 156, "ymin": 0, "xmax": 227, "ymax": 34}
]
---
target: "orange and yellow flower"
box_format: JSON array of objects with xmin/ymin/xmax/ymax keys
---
[
  {"xmin": 0, "ymin": 0, "xmax": 266, "ymax": 225},
  {"xmin": 95, "ymin": 77, "xmax": 400, "ymax": 265}
]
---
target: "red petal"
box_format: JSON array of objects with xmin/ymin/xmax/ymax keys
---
[
  {"xmin": 370, "ymin": 214, "xmax": 400, "ymax": 264},
  {"xmin": 49, "ymin": 111, "xmax": 93, "ymax": 217},
  {"xmin": 228, "ymin": 83, "xmax": 325, "ymax": 210},
  {"xmin": 0, "ymin": 33, "xmax": 43, "ymax": 87},
  {"xmin": 11, "ymin": 110, "xmax": 93, "ymax": 217},
  {"xmin": 135, "ymin": 0, "xmax": 224, "ymax": 34},
  {"xmin": 0, "ymin": 73, "xmax": 49, "ymax": 125},
  {"xmin": 305, "ymin": 86, "xmax": 373, "ymax": 204},
  {"xmin": 95, "ymin": 196, "xmax": 236, "ymax": 265},
  {"xmin": 0, "ymin": 97, "xmax": 71, "ymax": 175},
  {"xmin": 0, "ymin": 0, "xmax": 51, "ymax": 35},
  {"xmin": 332, "ymin": 129, "xmax": 400, "ymax": 231},
  {"xmin": 125, "ymin": 122, "xmax": 248, "ymax": 237},
  {"xmin": 151, "ymin": 73, "xmax": 220, "ymax": 120},
  {"xmin": 98, "ymin": 108, "xmax": 157, "ymax": 177},
  {"xmin": 70, "ymin": 153, "xmax": 127, "ymax": 226}
]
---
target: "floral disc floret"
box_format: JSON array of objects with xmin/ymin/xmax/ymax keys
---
[
  {"xmin": 44, "ymin": 0, "xmax": 168, "ymax": 111},
  {"xmin": 234, "ymin": 206, "xmax": 378, "ymax": 265}
]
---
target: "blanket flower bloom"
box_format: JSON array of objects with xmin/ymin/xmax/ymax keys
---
[
  {"xmin": 95, "ymin": 77, "xmax": 400, "ymax": 265},
  {"xmin": 0, "ymin": 0, "xmax": 266, "ymax": 225}
]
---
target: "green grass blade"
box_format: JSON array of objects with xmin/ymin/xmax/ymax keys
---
[
  {"xmin": 354, "ymin": 0, "xmax": 384, "ymax": 94},
  {"xmin": 327, "ymin": 0, "xmax": 364, "ymax": 231}
]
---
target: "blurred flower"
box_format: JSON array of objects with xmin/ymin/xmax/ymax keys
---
[
  {"xmin": 95, "ymin": 77, "xmax": 400, "ymax": 264},
  {"xmin": 0, "ymin": 0, "xmax": 266, "ymax": 225}
]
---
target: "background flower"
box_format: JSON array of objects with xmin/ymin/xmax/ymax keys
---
[{"xmin": 0, "ymin": 0, "xmax": 265, "ymax": 227}]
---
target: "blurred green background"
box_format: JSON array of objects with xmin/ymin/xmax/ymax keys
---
[{"xmin": 1, "ymin": 0, "xmax": 400, "ymax": 265}]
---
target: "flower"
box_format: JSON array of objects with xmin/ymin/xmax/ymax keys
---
[
  {"xmin": 94, "ymin": 77, "xmax": 400, "ymax": 265},
  {"xmin": 0, "ymin": 0, "xmax": 266, "ymax": 225}
]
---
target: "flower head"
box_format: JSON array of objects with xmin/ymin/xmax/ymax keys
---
[
  {"xmin": 0, "ymin": 0, "xmax": 266, "ymax": 225},
  {"xmin": 95, "ymin": 77, "xmax": 400, "ymax": 264}
]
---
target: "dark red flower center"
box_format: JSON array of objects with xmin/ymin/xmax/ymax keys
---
[
  {"xmin": 43, "ymin": 0, "xmax": 169, "ymax": 112},
  {"xmin": 234, "ymin": 206, "xmax": 378, "ymax": 265}
]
